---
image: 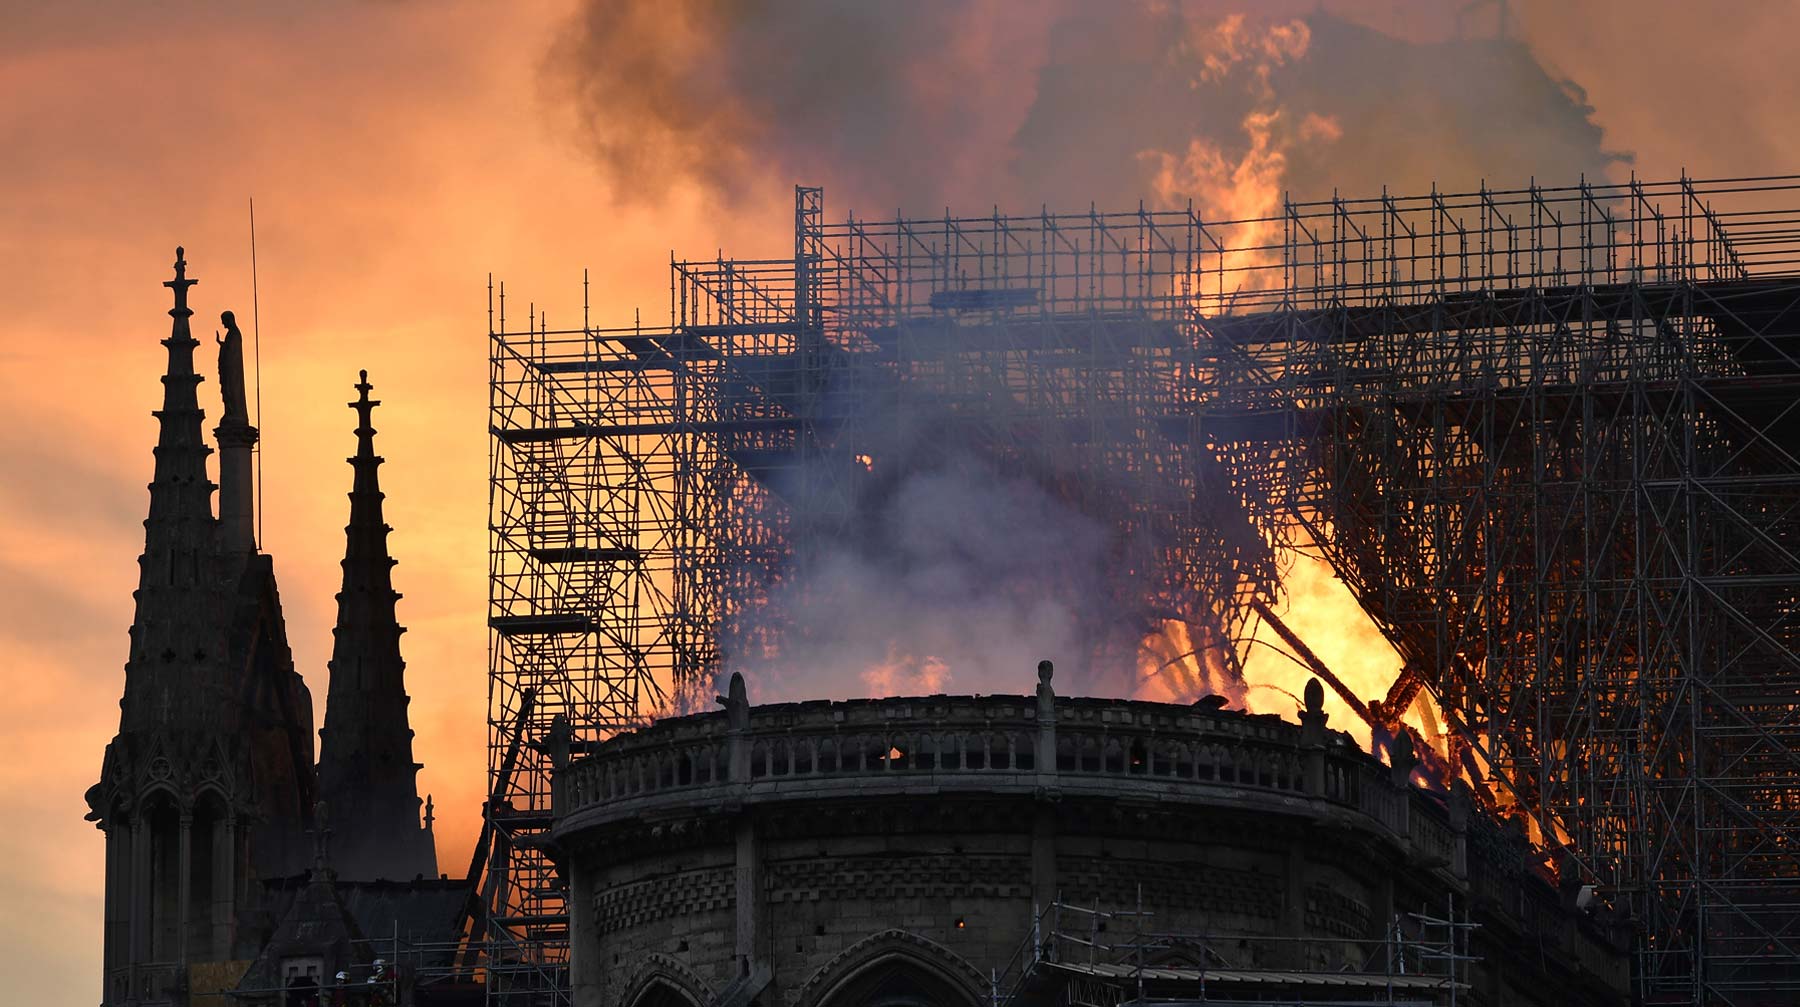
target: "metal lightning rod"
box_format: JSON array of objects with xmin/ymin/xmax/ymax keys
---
[{"xmin": 250, "ymin": 198, "xmax": 264, "ymax": 548}]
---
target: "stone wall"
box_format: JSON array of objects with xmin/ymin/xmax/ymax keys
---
[{"xmin": 555, "ymin": 671, "xmax": 1628, "ymax": 1007}]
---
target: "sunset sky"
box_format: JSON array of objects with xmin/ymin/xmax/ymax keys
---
[{"xmin": 7, "ymin": 2, "xmax": 1800, "ymax": 1004}]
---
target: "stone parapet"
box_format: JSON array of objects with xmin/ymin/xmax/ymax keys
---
[
  {"xmin": 557, "ymin": 684, "xmax": 1446, "ymax": 868},
  {"xmin": 552, "ymin": 670, "xmax": 1627, "ymax": 1007}
]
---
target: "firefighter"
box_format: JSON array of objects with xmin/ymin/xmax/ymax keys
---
[{"xmin": 367, "ymin": 958, "xmax": 393, "ymax": 1006}]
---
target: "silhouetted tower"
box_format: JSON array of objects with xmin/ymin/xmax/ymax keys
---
[
  {"xmin": 315, "ymin": 371, "xmax": 438, "ymax": 881},
  {"xmin": 87, "ymin": 249, "xmax": 318, "ymax": 1006}
]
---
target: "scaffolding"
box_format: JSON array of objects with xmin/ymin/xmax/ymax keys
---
[
  {"xmin": 489, "ymin": 175, "xmax": 1800, "ymax": 1005},
  {"xmin": 224, "ymin": 931, "xmax": 487, "ymax": 1005},
  {"xmin": 989, "ymin": 895, "xmax": 1478, "ymax": 1007}
]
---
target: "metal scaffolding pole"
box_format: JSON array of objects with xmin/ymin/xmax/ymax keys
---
[{"xmin": 490, "ymin": 175, "xmax": 1800, "ymax": 1005}]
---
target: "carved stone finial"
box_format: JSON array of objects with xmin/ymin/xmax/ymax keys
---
[
  {"xmin": 718, "ymin": 671, "xmax": 750, "ymax": 731},
  {"xmin": 1448, "ymin": 779, "xmax": 1472, "ymax": 831},
  {"xmin": 1388, "ymin": 729, "xmax": 1419, "ymax": 787},
  {"xmin": 1035, "ymin": 659, "xmax": 1056, "ymax": 709},
  {"xmin": 1299, "ymin": 677, "xmax": 1329, "ymax": 745},
  {"xmin": 164, "ymin": 246, "xmax": 197, "ymax": 314},
  {"xmin": 548, "ymin": 713, "xmax": 573, "ymax": 770},
  {"xmin": 351, "ymin": 370, "xmax": 378, "ymax": 433}
]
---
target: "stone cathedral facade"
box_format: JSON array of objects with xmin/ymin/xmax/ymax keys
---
[
  {"xmin": 553, "ymin": 670, "xmax": 1636, "ymax": 1007},
  {"xmin": 86, "ymin": 250, "xmax": 452, "ymax": 1006}
]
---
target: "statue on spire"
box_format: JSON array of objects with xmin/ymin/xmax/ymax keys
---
[
  {"xmin": 216, "ymin": 310, "xmax": 250, "ymax": 426},
  {"xmin": 311, "ymin": 799, "xmax": 334, "ymax": 879}
]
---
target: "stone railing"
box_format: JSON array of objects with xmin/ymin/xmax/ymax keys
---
[
  {"xmin": 111, "ymin": 961, "xmax": 184, "ymax": 1006},
  {"xmin": 554, "ymin": 666, "xmax": 1463, "ymax": 875},
  {"xmin": 1409, "ymin": 800, "xmax": 1460, "ymax": 871}
]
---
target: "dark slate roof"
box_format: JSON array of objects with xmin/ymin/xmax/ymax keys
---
[
  {"xmin": 259, "ymin": 874, "xmax": 475, "ymax": 965},
  {"xmin": 238, "ymin": 870, "xmax": 369, "ymax": 994}
]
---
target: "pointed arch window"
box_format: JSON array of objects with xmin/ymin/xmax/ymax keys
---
[{"xmin": 629, "ymin": 977, "xmax": 701, "ymax": 1007}]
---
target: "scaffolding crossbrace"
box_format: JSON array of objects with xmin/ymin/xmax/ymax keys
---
[{"xmin": 489, "ymin": 176, "xmax": 1800, "ymax": 1005}]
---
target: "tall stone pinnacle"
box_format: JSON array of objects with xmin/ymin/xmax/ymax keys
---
[
  {"xmin": 146, "ymin": 246, "xmax": 214, "ymax": 553},
  {"xmin": 92, "ymin": 251, "xmax": 323, "ymax": 998},
  {"xmin": 119, "ymin": 247, "xmax": 219, "ymax": 732},
  {"xmin": 315, "ymin": 371, "xmax": 437, "ymax": 881}
]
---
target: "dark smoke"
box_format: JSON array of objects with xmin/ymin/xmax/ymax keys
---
[
  {"xmin": 1245, "ymin": 15, "xmax": 1629, "ymax": 200},
  {"xmin": 547, "ymin": 2, "xmax": 1628, "ymax": 215},
  {"xmin": 544, "ymin": 0, "xmax": 1062, "ymax": 211},
  {"xmin": 551, "ymin": 2, "xmax": 1633, "ymax": 704}
]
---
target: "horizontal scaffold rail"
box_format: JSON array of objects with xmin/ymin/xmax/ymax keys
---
[
  {"xmin": 490, "ymin": 173, "xmax": 1800, "ymax": 1007},
  {"xmin": 491, "ymin": 417, "xmax": 801, "ymax": 443}
]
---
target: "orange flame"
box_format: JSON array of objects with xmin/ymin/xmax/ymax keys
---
[
  {"xmin": 1132, "ymin": 15, "xmax": 1453, "ymax": 774},
  {"xmin": 1141, "ymin": 15, "xmax": 1342, "ymax": 311},
  {"xmin": 860, "ymin": 644, "xmax": 952, "ymax": 696},
  {"xmin": 1132, "ymin": 551, "xmax": 1456, "ymax": 776},
  {"xmin": 1134, "ymin": 617, "xmax": 1246, "ymax": 708},
  {"xmin": 1182, "ymin": 14, "xmax": 1312, "ymax": 88}
]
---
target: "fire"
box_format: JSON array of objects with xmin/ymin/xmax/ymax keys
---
[
  {"xmin": 1252, "ymin": 554, "xmax": 1455, "ymax": 770},
  {"xmin": 1135, "ymin": 617, "xmax": 1246, "ymax": 708},
  {"xmin": 1133, "ymin": 550, "xmax": 1456, "ymax": 781},
  {"xmin": 1245, "ymin": 554, "xmax": 1400, "ymax": 744},
  {"xmin": 1141, "ymin": 109, "xmax": 1295, "ymax": 305},
  {"xmin": 1141, "ymin": 14, "xmax": 1342, "ymax": 311},
  {"xmin": 1131, "ymin": 14, "xmax": 1456, "ymax": 778},
  {"xmin": 860, "ymin": 644, "xmax": 951, "ymax": 696},
  {"xmin": 1181, "ymin": 13, "xmax": 1312, "ymax": 87}
]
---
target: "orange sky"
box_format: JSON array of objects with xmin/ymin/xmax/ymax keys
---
[{"xmin": 7, "ymin": 3, "xmax": 1800, "ymax": 1004}]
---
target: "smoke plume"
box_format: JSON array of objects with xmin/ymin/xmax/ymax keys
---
[
  {"xmin": 550, "ymin": 2, "xmax": 1632, "ymax": 705},
  {"xmin": 727, "ymin": 453, "xmax": 1124, "ymax": 704},
  {"xmin": 547, "ymin": 2, "xmax": 1628, "ymax": 215}
]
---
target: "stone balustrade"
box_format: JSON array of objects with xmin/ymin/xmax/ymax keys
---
[
  {"xmin": 553, "ymin": 667, "xmax": 1461, "ymax": 873},
  {"xmin": 553, "ymin": 668, "xmax": 1631, "ymax": 1007}
]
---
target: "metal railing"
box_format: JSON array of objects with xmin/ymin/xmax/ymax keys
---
[{"xmin": 990, "ymin": 894, "xmax": 1478, "ymax": 1007}]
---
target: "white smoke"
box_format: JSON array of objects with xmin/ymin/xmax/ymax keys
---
[{"xmin": 727, "ymin": 453, "xmax": 1131, "ymax": 703}]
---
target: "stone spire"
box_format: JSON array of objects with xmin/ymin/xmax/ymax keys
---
[
  {"xmin": 119, "ymin": 247, "xmax": 219, "ymax": 733},
  {"xmin": 147, "ymin": 248, "xmax": 214, "ymax": 552},
  {"xmin": 90, "ymin": 251, "xmax": 322, "ymax": 1003},
  {"xmin": 316, "ymin": 371, "xmax": 437, "ymax": 881}
]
